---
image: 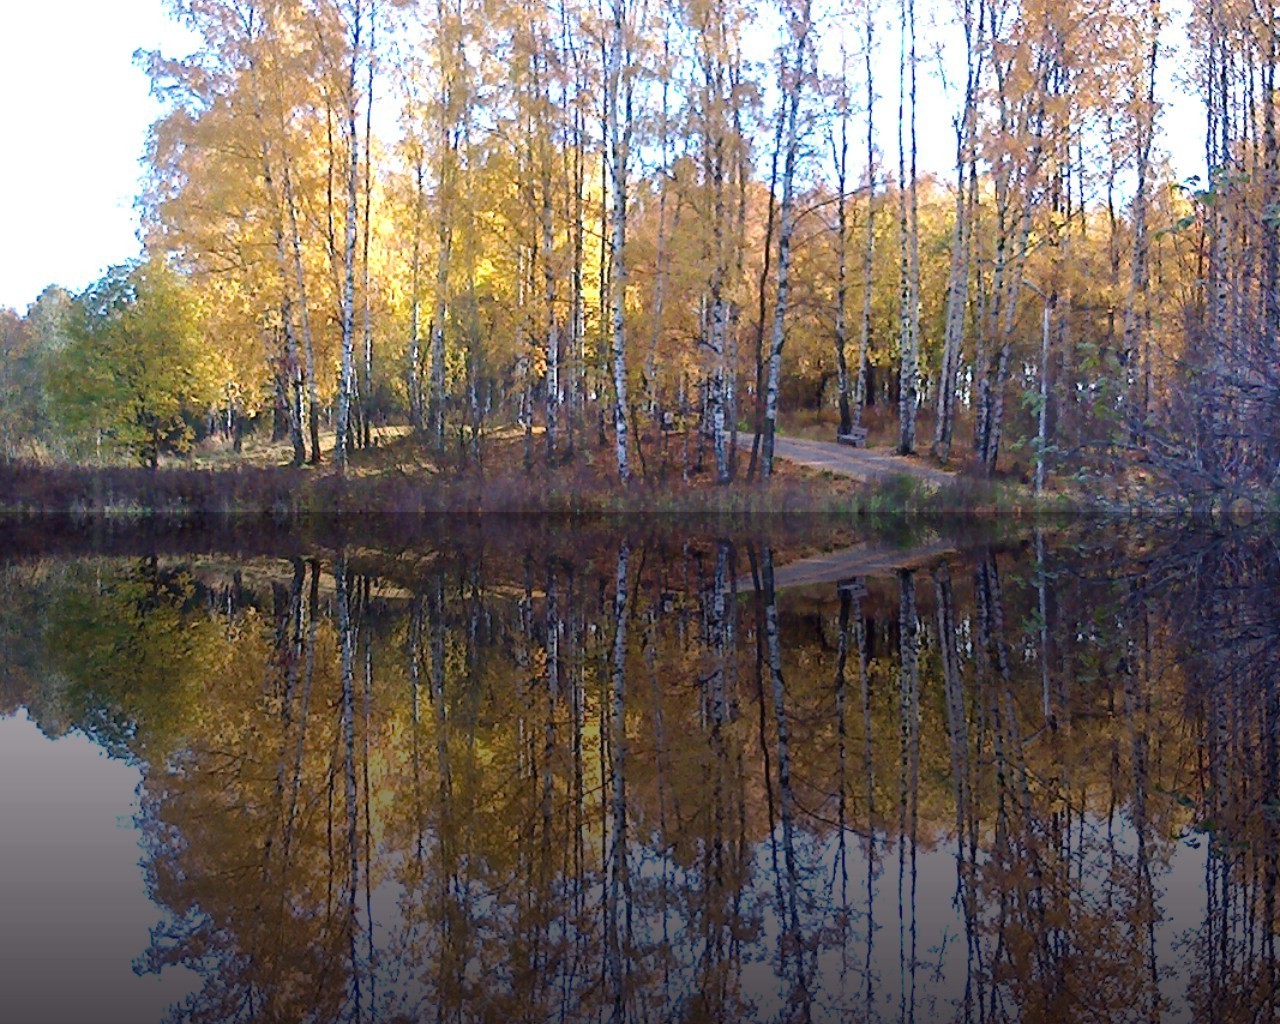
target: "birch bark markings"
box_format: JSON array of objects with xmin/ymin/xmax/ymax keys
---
[
  {"xmin": 857, "ymin": 0, "xmax": 875, "ymax": 423},
  {"xmin": 407, "ymin": 139, "xmax": 426, "ymax": 429},
  {"xmin": 606, "ymin": 0, "xmax": 633, "ymax": 484},
  {"xmin": 426, "ymin": 0, "xmax": 463, "ymax": 453},
  {"xmin": 245, "ymin": 19, "xmax": 308, "ymax": 465},
  {"xmin": 335, "ymin": 0, "xmax": 365, "ymax": 470},
  {"xmin": 536, "ymin": 29, "xmax": 562, "ymax": 463},
  {"xmin": 933, "ymin": 0, "xmax": 984, "ymax": 463},
  {"xmin": 761, "ymin": 0, "xmax": 812, "ymax": 481},
  {"xmin": 694, "ymin": 1, "xmax": 739, "ymax": 484},
  {"xmin": 282, "ymin": 158, "xmax": 323, "ymax": 464},
  {"xmin": 897, "ymin": 0, "xmax": 920, "ymax": 455},
  {"xmin": 139, "ymin": 0, "xmax": 1223, "ymax": 483},
  {"xmin": 1121, "ymin": 0, "xmax": 1159, "ymax": 439},
  {"xmin": 829, "ymin": 41, "xmax": 854, "ymax": 436},
  {"xmin": 360, "ymin": 10, "xmax": 377, "ymax": 450}
]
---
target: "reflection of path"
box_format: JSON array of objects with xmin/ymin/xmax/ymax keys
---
[
  {"xmin": 775, "ymin": 436, "xmax": 956, "ymax": 486},
  {"xmin": 766, "ymin": 539, "xmax": 957, "ymax": 590}
]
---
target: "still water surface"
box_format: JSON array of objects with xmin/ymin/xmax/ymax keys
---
[{"xmin": 0, "ymin": 535, "xmax": 1275, "ymax": 1023}]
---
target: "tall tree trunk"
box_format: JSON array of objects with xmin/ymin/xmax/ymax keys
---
[
  {"xmin": 748, "ymin": 108, "xmax": 785, "ymax": 478},
  {"xmin": 830, "ymin": 43, "xmax": 853, "ymax": 436},
  {"xmin": 408, "ymin": 157, "xmax": 425, "ymax": 429},
  {"xmin": 856, "ymin": 0, "xmax": 875, "ymax": 425},
  {"xmin": 933, "ymin": 0, "xmax": 982, "ymax": 462},
  {"xmin": 701, "ymin": 23, "xmax": 732, "ymax": 485},
  {"xmin": 1265, "ymin": 12, "xmax": 1279, "ymax": 356},
  {"xmin": 897, "ymin": 0, "xmax": 919, "ymax": 455},
  {"xmin": 542, "ymin": 100, "xmax": 560, "ymax": 464},
  {"xmin": 644, "ymin": 32, "xmax": 673, "ymax": 421},
  {"xmin": 429, "ymin": 0, "xmax": 456, "ymax": 453},
  {"xmin": 360, "ymin": 9, "xmax": 376, "ymax": 450},
  {"xmin": 761, "ymin": 3, "xmax": 811, "ymax": 481},
  {"xmin": 335, "ymin": 0, "xmax": 364, "ymax": 470},
  {"xmin": 283, "ymin": 158, "xmax": 322, "ymax": 464},
  {"xmin": 606, "ymin": 0, "xmax": 632, "ymax": 483},
  {"xmin": 1122, "ymin": 0, "xmax": 1159, "ymax": 443}
]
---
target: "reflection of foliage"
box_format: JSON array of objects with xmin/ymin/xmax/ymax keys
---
[
  {"xmin": 39, "ymin": 558, "xmax": 238, "ymax": 761},
  {"xmin": 3, "ymin": 537, "xmax": 1280, "ymax": 1021}
]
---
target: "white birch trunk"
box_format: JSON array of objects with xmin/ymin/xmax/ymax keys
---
[
  {"xmin": 761, "ymin": 5, "xmax": 810, "ymax": 481},
  {"xmin": 335, "ymin": 0, "xmax": 363, "ymax": 470},
  {"xmin": 606, "ymin": 0, "xmax": 631, "ymax": 483}
]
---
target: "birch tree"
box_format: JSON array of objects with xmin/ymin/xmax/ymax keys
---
[
  {"xmin": 933, "ymin": 0, "xmax": 985, "ymax": 462},
  {"xmin": 334, "ymin": 0, "xmax": 368, "ymax": 470},
  {"xmin": 605, "ymin": 0, "xmax": 635, "ymax": 483},
  {"xmin": 896, "ymin": 0, "xmax": 920, "ymax": 454},
  {"xmin": 760, "ymin": 0, "xmax": 814, "ymax": 480}
]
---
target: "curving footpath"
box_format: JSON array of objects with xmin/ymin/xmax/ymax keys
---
[{"xmin": 774, "ymin": 436, "xmax": 956, "ymax": 487}]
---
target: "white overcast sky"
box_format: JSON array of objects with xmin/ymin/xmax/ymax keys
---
[
  {"xmin": 0, "ymin": 1, "xmax": 197, "ymax": 312},
  {"xmin": 0, "ymin": 0, "xmax": 1203, "ymax": 314}
]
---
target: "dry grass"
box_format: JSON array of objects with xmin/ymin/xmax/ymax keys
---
[{"xmin": 0, "ymin": 422, "xmax": 1054, "ymax": 562}]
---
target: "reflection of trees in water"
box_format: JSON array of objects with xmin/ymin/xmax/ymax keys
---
[
  {"xmin": 5, "ymin": 534, "xmax": 1280, "ymax": 1021},
  {"xmin": 1168, "ymin": 538, "xmax": 1280, "ymax": 1023}
]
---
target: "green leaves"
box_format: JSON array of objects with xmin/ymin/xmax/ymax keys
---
[{"xmin": 48, "ymin": 260, "xmax": 219, "ymax": 466}]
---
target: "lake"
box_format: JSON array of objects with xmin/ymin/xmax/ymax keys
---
[{"xmin": 0, "ymin": 531, "xmax": 1274, "ymax": 1022}]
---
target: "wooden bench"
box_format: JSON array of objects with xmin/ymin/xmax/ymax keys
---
[{"xmin": 836, "ymin": 426, "xmax": 868, "ymax": 447}]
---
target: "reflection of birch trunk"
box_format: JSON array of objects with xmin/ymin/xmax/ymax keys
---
[
  {"xmin": 934, "ymin": 562, "xmax": 982, "ymax": 1017},
  {"xmin": 897, "ymin": 570, "xmax": 920, "ymax": 1022},
  {"xmin": 427, "ymin": 572, "xmax": 461, "ymax": 1018},
  {"xmin": 835, "ymin": 588, "xmax": 851, "ymax": 905},
  {"xmin": 977, "ymin": 551, "xmax": 1047, "ymax": 1002},
  {"xmin": 698, "ymin": 540, "xmax": 737, "ymax": 1004},
  {"xmin": 1036, "ymin": 531, "xmax": 1053, "ymax": 727},
  {"xmin": 1265, "ymin": 655, "xmax": 1280, "ymax": 1017},
  {"xmin": 335, "ymin": 556, "xmax": 363, "ymax": 1018},
  {"xmin": 408, "ymin": 593, "xmax": 425, "ymax": 863},
  {"xmin": 606, "ymin": 541, "xmax": 630, "ymax": 1019},
  {"xmin": 856, "ymin": 586, "xmax": 877, "ymax": 1013},
  {"xmin": 761, "ymin": 546, "xmax": 811, "ymax": 1021},
  {"xmin": 285, "ymin": 560, "xmax": 320, "ymax": 865},
  {"xmin": 1122, "ymin": 580, "xmax": 1158, "ymax": 1018},
  {"xmin": 537, "ymin": 566, "xmax": 560, "ymax": 993},
  {"xmin": 566, "ymin": 575, "xmax": 588, "ymax": 962},
  {"xmin": 360, "ymin": 578, "xmax": 376, "ymax": 1003},
  {"xmin": 275, "ymin": 559, "xmax": 305, "ymax": 860}
]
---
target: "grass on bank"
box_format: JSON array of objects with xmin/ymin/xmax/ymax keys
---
[{"xmin": 0, "ymin": 421, "xmax": 1058, "ymax": 556}]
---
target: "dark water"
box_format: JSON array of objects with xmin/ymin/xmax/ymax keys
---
[{"xmin": 1, "ymin": 533, "xmax": 1277, "ymax": 1023}]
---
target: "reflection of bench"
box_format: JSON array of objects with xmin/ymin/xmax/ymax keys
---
[
  {"xmin": 837, "ymin": 578, "xmax": 868, "ymax": 599},
  {"xmin": 836, "ymin": 426, "xmax": 868, "ymax": 447}
]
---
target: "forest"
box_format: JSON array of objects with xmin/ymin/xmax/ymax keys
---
[{"xmin": 1, "ymin": 0, "xmax": 1277, "ymax": 503}]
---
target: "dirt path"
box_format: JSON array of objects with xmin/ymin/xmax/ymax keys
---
[
  {"xmin": 766, "ymin": 539, "xmax": 958, "ymax": 590},
  {"xmin": 774, "ymin": 436, "xmax": 956, "ymax": 487}
]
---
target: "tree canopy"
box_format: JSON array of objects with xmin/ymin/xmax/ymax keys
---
[{"xmin": 0, "ymin": 0, "xmax": 1273, "ymax": 496}]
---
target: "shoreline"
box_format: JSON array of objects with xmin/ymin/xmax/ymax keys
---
[{"xmin": 0, "ymin": 456, "xmax": 1048, "ymax": 557}]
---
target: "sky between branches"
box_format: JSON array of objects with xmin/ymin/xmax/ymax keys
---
[{"xmin": 0, "ymin": 0, "xmax": 1202, "ymax": 312}]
